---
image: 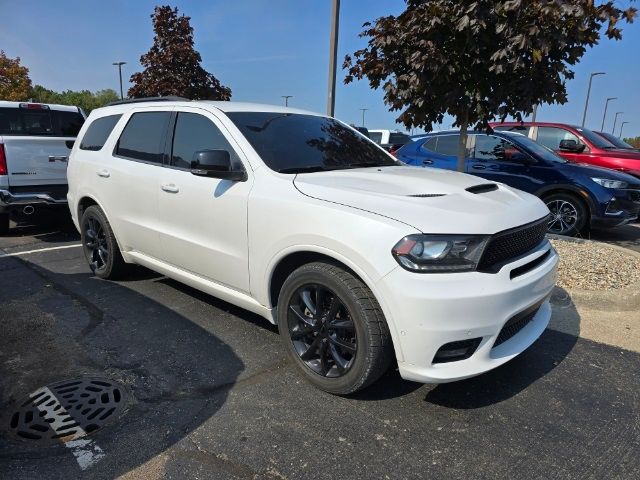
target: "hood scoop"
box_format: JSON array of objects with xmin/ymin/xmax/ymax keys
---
[
  {"xmin": 466, "ymin": 183, "xmax": 498, "ymax": 194},
  {"xmin": 407, "ymin": 193, "xmax": 447, "ymax": 198}
]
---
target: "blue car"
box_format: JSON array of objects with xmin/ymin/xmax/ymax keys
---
[{"xmin": 395, "ymin": 130, "xmax": 640, "ymax": 236}]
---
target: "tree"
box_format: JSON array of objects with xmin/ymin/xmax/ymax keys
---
[
  {"xmin": 0, "ymin": 51, "xmax": 32, "ymax": 101},
  {"xmin": 29, "ymin": 85, "xmax": 119, "ymax": 113},
  {"xmin": 129, "ymin": 5, "xmax": 231, "ymax": 100},
  {"xmin": 344, "ymin": 1, "xmax": 637, "ymax": 171},
  {"xmin": 624, "ymin": 137, "xmax": 640, "ymax": 148}
]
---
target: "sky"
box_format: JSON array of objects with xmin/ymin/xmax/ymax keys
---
[{"xmin": 1, "ymin": 0, "xmax": 638, "ymax": 138}]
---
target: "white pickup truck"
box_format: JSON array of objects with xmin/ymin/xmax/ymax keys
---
[{"xmin": 0, "ymin": 101, "xmax": 85, "ymax": 233}]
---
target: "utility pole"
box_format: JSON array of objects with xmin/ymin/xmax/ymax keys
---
[
  {"xmin": 581, "ymin": 71, "xmax": 605, "ymax": 127},
  {"xmin": 359, "ymin": 108, "xmax": 368, "ymax": 127},
  {"xmin": 281, "ymin": 95, "xmax": 292, "ymax": 107},
  {"xmin": 619, "ymin": 121, "xmax": 629, "ymax": 138},
  {"xmin": 601, "ymin": 97, "xmax": 617, "ymax": 131},
  {"xmin": 326, "ymin": 0, "xmax": 340, "ymax": 117},
  {"xmin": 612, "ymin": 112, "xmax": 623, "ymax": 135},
  {"xmin": 112, "ymin": 62, "xmax": 126, "ymax": 100}
]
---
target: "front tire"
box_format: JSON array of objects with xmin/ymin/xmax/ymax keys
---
[
  {"xmin": 80, "ymin": 205, "xmax": 128, "ymax": 279},
  {"xmin": 544, "ymin": 192, "xmax": 588, "ymax": 237},
  {"xmin": 277, "ymin": 262, "xmax": 393, "ymax": 395}
]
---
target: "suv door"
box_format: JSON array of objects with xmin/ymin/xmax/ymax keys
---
[
  {"xmin": 468, "ymin": 135, "xmax": 541, "ymax": 192},
  {"xmin": 534, "ymin": 126, "xmax": 586, "ymax": 162},
  {"xmin": 158, "ymin": 108, "xmax": 252, "ymax": 293},
  {"xmin": 97, "ymin": 108, "xmax": 172, "ymax": 259}
]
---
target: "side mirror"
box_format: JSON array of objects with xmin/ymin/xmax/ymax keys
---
[
  {"xmin": 559, "ymin": 139, "xmax": 585, "ymax": 153},
  {"xmin": 190, "ymin": 150, "xmax": 246, "ymax": 181}
]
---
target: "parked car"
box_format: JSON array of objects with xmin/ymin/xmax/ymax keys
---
[
  {"xmin": 490, "ymin": 121, "xmax": 640, "ymax": 178},
  {"xmin": 0, "ymin": 101, "xmax": 85, "ymax": 233},
  {"xmin": 594, "ymin": 131, "xmax": 639, "ymax": 152},
  {"xmin": 68, "ymin": 99, "xmax": 558, "ymax": 394},
  {"xmin": 395, "ymin": 130, "xmax": 640, "ymax": 236},
  {"xmin": 368, "ymin": 129, "xmax": 411, "ymax": 154}
]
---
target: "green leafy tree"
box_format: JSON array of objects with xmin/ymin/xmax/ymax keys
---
[
  {"xmin": 0, "ymin": 51, "xmax": 32, "ymax": 101},
  {"xmin": 624, "ymin": 137, "xmax": 640, "ymax": 148},
  {"xmin": 129, "ymin": 5, "xmax": 231, "ymax": 100},
  {"xmin": 29, "ymin": 85, "xmax": 119, "ymax": 113},
  {"xmin": 344, "ymin": 0, "xmax": 637, "ymax": 171}
]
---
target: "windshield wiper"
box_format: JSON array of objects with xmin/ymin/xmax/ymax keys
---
[{"xmin": 277, "ymin": 166, "xmax": 329, "ymax": 174}]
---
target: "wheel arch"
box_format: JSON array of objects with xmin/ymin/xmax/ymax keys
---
[
  {"xmin": 76, "ymin": 194, "xmax": 129, "ymax": 261},
  {"xmin": 535, "ymin": 184, "xmax": 595, "ymax": 216}
]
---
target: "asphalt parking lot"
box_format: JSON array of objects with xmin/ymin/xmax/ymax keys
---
[{"xmin": 1, "ymin": 213, "xmax": 639, "ymax": 479}]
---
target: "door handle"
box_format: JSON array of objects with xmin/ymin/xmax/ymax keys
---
[
  {"xmin": 161, "ymin": 183, "xmax": 179, "ymax": 194},
  {"xmin": 422, "ymin": 159, "xmax": 433, "ymax": 165},
  {"xmin": 472, "ymin": 164, "xmax": 486, "ymax": 170},
  {"xmin": 48, "ymin": 155, "xmax": 68, "ymax": 162},
  {"xmin": 96, "ymin": 169, "xmax": 110, "ymax": 178}
]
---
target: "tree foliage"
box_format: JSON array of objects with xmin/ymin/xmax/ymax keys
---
[
  {"xmin": 0, "ymin": 51, "xmax": 32, "ymax": 101},
  {"xmin": 29, "ymin": 85, "xmax": 119, "ymax": 113},
  {"xmin": 129, "ymin": 5, "xmax": 231, "ymax": 100},
  {"xmin": 624, "ymin": 137, "xmax": 640, "ymax": 148},
  {"xmin": 344, "ymin": 0, "xmax": 637, "ymax": 171}
]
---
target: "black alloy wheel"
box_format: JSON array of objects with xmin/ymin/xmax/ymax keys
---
[
  {"xmin": 287, "ymin": 284, "xmax": 357, "ymax": 378},
  {"xmin": 83, "ymin": 215, "xmax": 109, "ymax": 273},
  {"xmin": 80, "ymin": 205, "xmax": 128, "ymax": 280}
]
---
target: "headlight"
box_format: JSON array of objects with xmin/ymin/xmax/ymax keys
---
[
  {"xmin": 591, "ymin": 177, "xmax": 628, "ymax": 189},
  {"xmin": 392, "ymin": 234, "xmax": 490, "ymax": 273}
]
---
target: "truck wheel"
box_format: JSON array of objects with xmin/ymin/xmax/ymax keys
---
[
  {"xmin": 277, "ymin": 262, "xmax": 393, "ymax": 395},
  {"xmin": 0, "ymin": 213, "xmax": 9, "ymax": 235},
  {"xmin": 80, "ymin": 205, "xmax": 128, "ymax": 279},
  {"xmin": 544, "ymin": 192, "xmax": 588, "ymax": 237}
]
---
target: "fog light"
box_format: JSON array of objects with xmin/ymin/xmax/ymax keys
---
[
  {"xmin": 433, "ymin": 338, "xmax": 482, "ymax": 364},
  {"xmin": 605, "ymin": 198, "xmax": 623, "ymax": 215}
]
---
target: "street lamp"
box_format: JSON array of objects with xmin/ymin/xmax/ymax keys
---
[
  {"xmin": 612, "ymin": 112, "xmax": 624, "ymax": 135},
  {"xmin": 619, "ymin": 121, "xmax": 629, "ymax": 138},
  {"xmin": 326, "ymin": 0, "xmax": 340, "ymax": 117},
  {"xmin": 359, "ymin": 108, "xmax": 368, "ymax": 127},
  {"xmin": 112, "ymin": 62, "xmax": 126, "ymax": 100},
  {"xmin": 581, "ymin": 71, "xmax": 605, "ymax": 127},
  {"xmin": 601, "ymin": 97, "xmax": 617, "ymax": 131},
  {"xmin": 281, "ymin": 95, "xmax": 292, "ymax": 107}
]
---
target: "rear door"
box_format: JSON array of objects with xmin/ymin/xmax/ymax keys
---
[{"xmin": 0, "ymin": 105, "xmax": 84, "ymax": 187}]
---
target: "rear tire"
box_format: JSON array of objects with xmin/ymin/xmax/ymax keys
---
[
  {"xmin": 80, "ymin": 205, "xmax": 128, "ymax": 279},
  {"xmin": 543, "ymin": 192, "xmax": 588, "ymax": 237},
  {"xmin": 0, "ymin": 213, "xmax": 10, "ymax": 235},
  {"xmin": 277, "ymin": 262, "xmax": 393, "ymax": 395}
]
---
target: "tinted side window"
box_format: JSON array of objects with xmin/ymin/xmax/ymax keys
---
[
  {"xmin": 116, "ymin": 112, "xmax": 171, "ymax": 164},
  {"xmin": 51, "ymin": 110, "xmax": 85, "ymax": 136},
  {"xmin": 474, "ymin": 135, "xmax": 509, "ymax": 161},
  {"xmin": 171, "ymin": 112, "xmax": 241, "ymax": 169},
  {"xmin": 536, "ymin": 127, "xmax": 581, "ymax": 151},
  {"xmin": 369, "ymin": 132, "xmax": 383, "ymax": 144},
  {"xmin": 493, "ymin": 125, "xmax": 531, "ymax": 136},
  {"xmin": 389, "ymin": 132, "xmax": 410, "ymax": 144},
  {"xmin": 420, "ymin": 137, "xmax": 438, "ymax": 152},
  {"xmin": 434, "ymin": 135, "xmax": 459, "ymax": 156},
  {"xmin": 80, "ymin": 114, "xmax": 122, "ymax": 151}
]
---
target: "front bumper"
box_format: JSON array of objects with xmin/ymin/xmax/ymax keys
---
[
  {"xmin": 377, "ymin": 240, "xmax": 558, "ymax": 384},
  {"xmin": 0, "ymin": 188, "xmax": 68, "ymax": 213},
  {"xmin": 591, "ymin": 189, "xmax": 640, "ymax": 229}
]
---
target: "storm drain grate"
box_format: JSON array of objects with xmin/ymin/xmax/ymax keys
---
[{"xmin": 8, "ymin": 377, "xmax": 127, "ymax": 445}]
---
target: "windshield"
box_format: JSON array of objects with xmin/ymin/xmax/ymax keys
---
[
  {"xmin": 227, "ymin": 112, "xmax": 398, "ymax": 173},
  {"xmin": 502, "ymin": 132, "xmax": 568, "ymax": 163},
  {"xmin": 574, "ymin": 126, "xmax": 618, "ymax": 149},
  {"xmin": 595, "ymin": 131, "xmax": 634, "ymax": 149}
]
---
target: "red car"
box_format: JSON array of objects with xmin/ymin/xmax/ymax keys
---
[{"xmin": 490, "ymin": 122, "xmax": 640, "ymax": 178}]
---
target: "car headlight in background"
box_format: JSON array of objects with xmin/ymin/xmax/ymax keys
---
[
  {"xmin": 591, "ymin": 178, "xmax": 628, "ymax": 189},
  {"xmin": 392, "ymin": 235, "xmax": 490, "ymax": 273}
]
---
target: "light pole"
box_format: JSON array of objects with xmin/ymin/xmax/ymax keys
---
[
  {"xmin": 112, "ymin": 62, "xmax": 126, "ymax": 100},
  {"xmin": 581, "ymin": 71, "xmax": 605, "ymax": 127},
  {"xmin": 359, "ymin": 108, "xmax": 368, "ymax": 127},
  {"xmin": 619, "ymin": 121, "xmax": 629, "ymax": 138},
  {"xmin": 326, "ymin": 0, "xmax": 340, "ymax": 117},
  {"xmin": 601, "ymin": 97, "xmax": 617, "ymax": 131},
  {"xmin": 612, "ymin": 112, "xmax": 624, "ymax": 135},
  {"xmin": 281, "ymin": 95, "xmax": 292, "ymax": 107}
]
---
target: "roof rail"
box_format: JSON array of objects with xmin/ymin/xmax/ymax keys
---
[{"xmin": 106, "ymin": 96, "xmax": 190, "ymax": 106}]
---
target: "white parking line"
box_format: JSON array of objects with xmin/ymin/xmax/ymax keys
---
[{"xmin": 0, "ymin": 244, "xmax": 82, "ymax": 258}]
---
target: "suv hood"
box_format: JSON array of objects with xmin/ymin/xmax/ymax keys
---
[{"xmin": 294, "ymin": 166, "xmax": 549, "ymax": 234}]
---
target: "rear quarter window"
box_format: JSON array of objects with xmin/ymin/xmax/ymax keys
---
[{"xmin": 79, "ymin": 114, "xmax": 122, "ymax": 151}]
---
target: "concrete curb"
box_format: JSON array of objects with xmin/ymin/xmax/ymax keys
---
[{"xmin": 548, "ymin": 234, "xmax": 640, "ymax": 312}]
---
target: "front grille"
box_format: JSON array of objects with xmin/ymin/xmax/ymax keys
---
[
  {"xmin": 493, "ymin": 300, "xmax": 544, "ymax": 348},
  {"xmin": 478, "ymin": 215, "xmax": 549, "ymax": 272}
]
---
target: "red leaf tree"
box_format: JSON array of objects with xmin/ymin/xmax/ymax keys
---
[{"xmin": 129, "ymin": 5, "xmax": 231, "ymax": 100}]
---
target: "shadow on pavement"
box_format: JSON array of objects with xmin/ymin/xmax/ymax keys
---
[
  {"xmin": 1, "ymin": 209, "xmax": 79, "ymax": 243},
  {"xmin": 0, "ymin": 256, "xmax": 244, "ymax": 479}
]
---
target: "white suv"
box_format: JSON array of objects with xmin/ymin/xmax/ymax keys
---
[{"xmin": 67, "ymin": 99, "xmax": 558, "ymax": 394}]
